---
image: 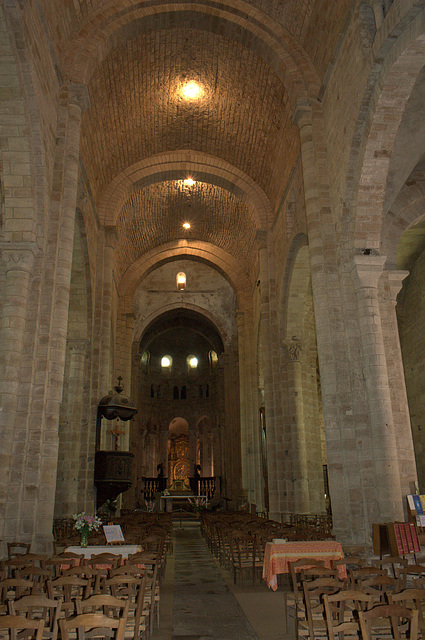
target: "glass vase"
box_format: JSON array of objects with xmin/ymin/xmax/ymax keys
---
[{"xmin": 80, "ymin": 532, "xmax": 88, "ymax": 548}]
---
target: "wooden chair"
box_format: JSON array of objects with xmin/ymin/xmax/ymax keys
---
[
  {"xmin": 75, "ymin": 594, "xmax": 129, "ymax": 621},
  {"xmin": 297, "ymin": 577, "xmax": 345, "ymax": 640},
  {"xmin": 7, "ymin": 543, "xmax": 31, "ymax": 560},
  {"xmin": 332, "ymin": 556, "xmax": 368, "ymax": 572},
  {"xmin": 358, "ymin": 604, "xmax": 418, "ymax": 640},
  {"xmin": 372, "ymin": 556, "xmax": 408, "ymax": 580},
  {"xmin": 62, "ymin": 567, "xmax": 106, "ymax": 595},
  {"xmin": 16, "ymin": 567, "xmax": 52, "ymax": 594},
  {"xmin": 9, "ymin": 594, "xmax": 62, "ymax": 640},
  {"xmin": 47, "ymin": 576, "xmax": 92, "ymax": 618},
  {"xmin": 397, "ymin": 564, "xmax": 425, "ymax": 588},
  {"xmin": 59, "ymin": 613, "xmax": 126, "ymax": 640},
  {"xmin": 286, "ymin": 559, "xmax": 327, "ymax": 633},
  {"xmin": 0, "ymin": 579, "xmax": 35, "ymax": 606},
  {"xmin": 0, "ymin": 615, "xmax": 44, "ymax": 640},
  {"xmin": 350, "ymin": 567, "xmax": 387, "ymax": 585},
  {"xmin": 42, "ymin": 554, "xmax": 83, "ymax": 578},
  {"xmin": 389, "ymin": 588, "xmax": 425, "ymax": 635},
  {"xmin": 86, "ymin": 555, "xmax": 122, "ymax": 572},
  {"xmin": 358, "ymin": 576, "xmax": 401, "ymax": 604},
  {"xmin": 323, "ymin": 589, "xmax": 374, "ymax": 640},
  {"xmin": 104, "ymin": 575, "xmax": 149, "ymax": 640}
]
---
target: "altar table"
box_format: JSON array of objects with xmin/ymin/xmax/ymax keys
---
[{"xmin": 262, "ymin": 540, "xmax": 346, "ymax": 591}]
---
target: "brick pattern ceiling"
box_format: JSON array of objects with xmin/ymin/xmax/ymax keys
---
[
  {"xmin": 81, "ymin": 26, "xmax": 293, "ymax": 208},
  {"xmin": 35, "ymin": 0, "xmax": 352, "ymax": 286},
  {"xmin": 114, "ymin": 180, "xmax": 258, "ymax": 279}
]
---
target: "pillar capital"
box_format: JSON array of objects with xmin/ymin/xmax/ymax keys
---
[
  {"xmin": 0, "ymin": 242, "xmax": 38, "ymax": 273},
  {"xmin": 67, "ymin": 338, "xmax": 89, "ymax": 355},
  {"xmin": 351, "ymin": 254, "xmax": 387, "ymax": 291},
  {"xmin": 292, "ymin": 99, "xmax": 313, "ymax": 129},
  {"xmin": 385, "ymin": 269, "xmax": 409, "ymax": 302},
  {"xmin": 68, "ymin": 83, "xmax": 90, "ymax": 112}
]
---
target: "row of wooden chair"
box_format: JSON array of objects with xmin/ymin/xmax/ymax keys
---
[
  {"xmin": 284, "ymin": 556, "xmax": 425, "ymax": 640},
  {"xmin": 0, "ymin": 550, "xmax": 163, "ymax": 639}
]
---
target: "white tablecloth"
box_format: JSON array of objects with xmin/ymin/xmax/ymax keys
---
[{"xmin": 65, "ymin": 545, "xmax": 142, "ymax": 559}]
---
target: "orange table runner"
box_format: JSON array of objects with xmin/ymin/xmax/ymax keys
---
[{"xmin": 262, "ymin": 540, "xmax": 346, "ymax": 591}]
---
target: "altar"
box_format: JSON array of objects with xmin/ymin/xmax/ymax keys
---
[{"xmin": 159, "ymin": 494, "xmax": 208, "ymax": 512}]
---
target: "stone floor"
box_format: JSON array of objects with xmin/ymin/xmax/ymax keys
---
[{"xmin": 152, "ymin": 518, "xmax": 290, "ymax": 640}]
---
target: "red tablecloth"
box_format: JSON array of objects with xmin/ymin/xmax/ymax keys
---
[{"xmin": 262, "ymin": 540, "xmax": 346, "ymax": 591}]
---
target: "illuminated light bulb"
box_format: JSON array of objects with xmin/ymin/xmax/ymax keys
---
[
  {"xmin": 181, "ymin": 81, "xmax": 202, "ymax": 100},
  {"xmin": 182, "ymin": 222, "xmax": 191, "ymax": 230},
  {"xmin": 189, "ymin": 357, "xmax": 198, "ymax": 368},
  {"xmin": 161, "ymin": 356, "xmax": 171, "ymax": 367},
  {"xmin": 184, "ymin": 177, "xmax": 195, "ymax": 186}
]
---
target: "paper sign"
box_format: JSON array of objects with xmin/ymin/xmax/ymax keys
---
[{"xmin": 103, "ymin": 525, "xmax": 125, "ymax": 543}]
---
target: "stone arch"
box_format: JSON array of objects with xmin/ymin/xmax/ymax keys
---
[
  {"xmin": 341, "ymin": 4, "xmax": 425, "ymax": 255},
  {"xmin": 60, "ymin": 1, "xmax": 319, "ymax": 101},
  {"xmin": 98, "ymin": 151, "xmax": 273, "ymax": 229},
  {"xmin": 118, "ymin": 240, "xmax": 252, "ymax": 313},
  {"xmin": 134, "ymin": 302, "xmax": 230, "ymax": 351}
]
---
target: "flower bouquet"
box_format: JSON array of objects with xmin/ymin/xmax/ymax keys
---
[
  {"xmin": 73, "ymin": 512, "xmax": 103, "ymax": 548},
  {"xmin": 188, "ymin": 496, "xmax": 207, "ymax": 517}
]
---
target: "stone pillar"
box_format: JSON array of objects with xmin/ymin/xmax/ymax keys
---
[
  {"xmin": 284, "ymin": 338, "xmax": 309, "ymax": 513},
  {"xmin": 236, "ymin": 311, "xmax": 252, "ymax": 501},
  {"xmin": 220, "ymin": 347, "xmax": 243, "ymax": 507},
  {"xmin": 294, "ymin": 101, "xmax": 363, "ymax": 542},
  {"xmin": 351, "ymin": 255, "xmax": 404, "ymax": 522},
  {"xmin": 256, "ymin": 231, "xmax": 284, "ymax": 520},
  {"xmin": 55, "ymin": 339, "xmax": 89, "ymax": 517},
  {"xmin": 0, "ymin": 243, "xmax": 37, "ymax": 540},
  {"xmin": 383, "ymin": 269, "xmax": 418, "ymax": 500}
]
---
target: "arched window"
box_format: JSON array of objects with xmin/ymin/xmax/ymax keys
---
[
  {"xmin": 205, "ymin": 383, "xmax": 209, "ymax": 398},
  {"xmin": 176, "ymin": 272, "xmax": 186, "ymax": 290},
  {"xmin": 161, "ymin": 355, "xmax": 172, "ymax": 372},
  {"xmin": 150, "ymin": 384, "xmax": 154, "ymax": 398},
  {"xmin": 181, "ymin": 385, "xmax": 187, "ymax": 399},
  {"xmin": 173, "ymin": 386, "xmax": 179, "ymax": 400},
  {"xmin": 141, "ymin": 350, "xmax": 150, "ymax": 373},
  {"xmin": 187, "ymin": 355, "xmax": 198, "ymax": 371},
  {"xmin": 208, "ymin": 350, "xmax": 218, "ymax": 371}
]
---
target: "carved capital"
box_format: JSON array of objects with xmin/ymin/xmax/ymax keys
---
[
  {"xmin": 351, "ymin": 254, "xmax": 387, "ymax": 291},
  {"xmin": 1, "ymin": 242, "xmax": 38, "ymax": 273},
  {"xmin": 68, "ymin": 83, "xmax": 90, "ymax": 112},
  {"xmin": 67, "ymin": 338, "xmax": 89, "ymax": 355}
]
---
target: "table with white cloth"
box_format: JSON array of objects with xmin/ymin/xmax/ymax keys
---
[
  {"xmin": 65, "ymin": 545, "xmax": 142, "ymax": 560},
  {"xmin": 262, "ymin": 540, "xmax": 346, "ymax": 591}
]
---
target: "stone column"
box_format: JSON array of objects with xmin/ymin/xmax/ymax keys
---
[
  {"xmin": 236, "ymin": 311, "xmax": 252, "ymax": 501},
  {"xmin": 351, "ymin": 255, "xmax": 404, "ymax": 522},
  {"xmin": 0, "ymin": 243, "xmax": 37, "ymax": 541},
  {"xmin": 284, "ymin": 338, "xmax": 309, "ymax": 513},
  {"xmin": 55, "ymin": 339, "xmax": 89, "ymax": 517},
  {"xmin": 383, "ymin": 269, "xmax": 418, "ymax": 500},
  {"xmin": 256, "ymin": 231, "xmax": 283, "ymax": 520},
  {"xmin": 294, "ymin": 101, "xmax": 362, "ymax": 542}
]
